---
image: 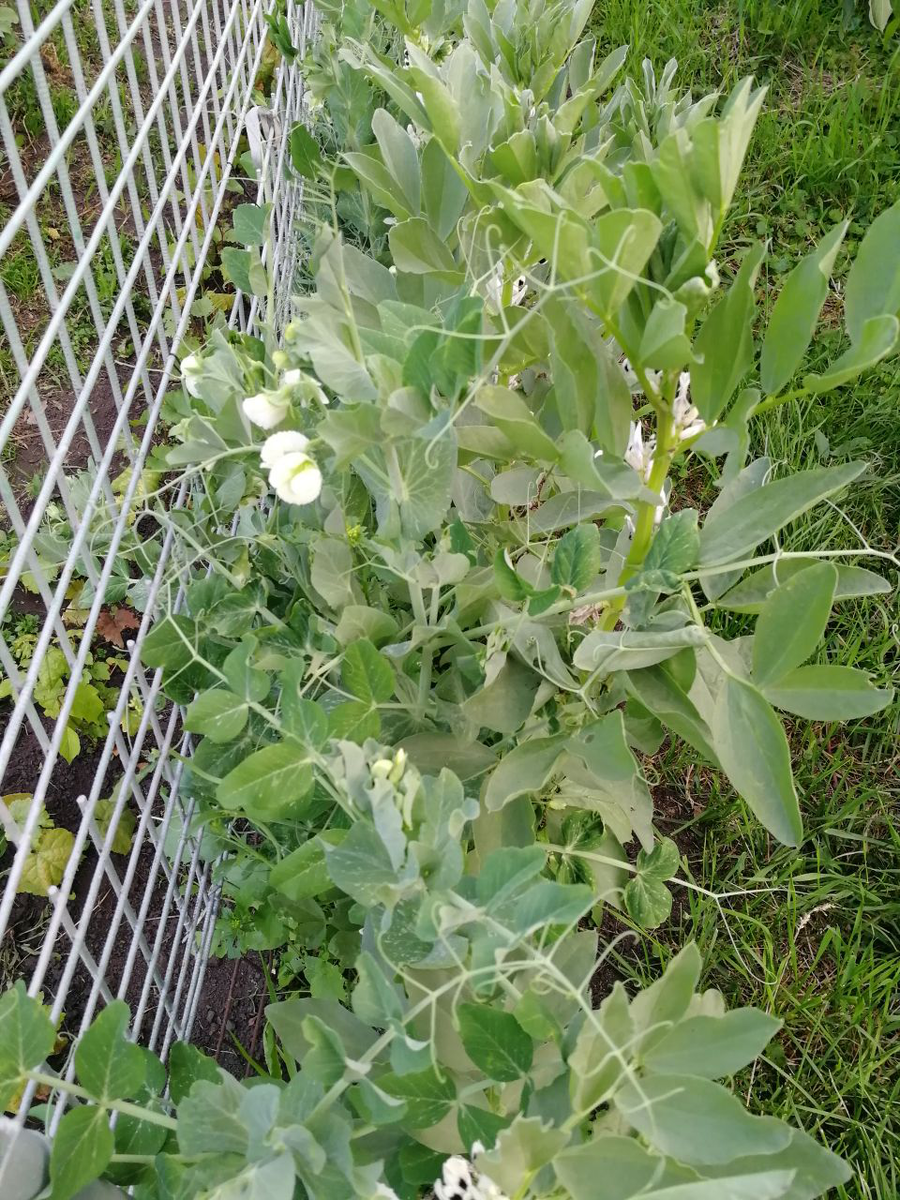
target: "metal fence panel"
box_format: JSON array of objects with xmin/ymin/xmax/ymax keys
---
[{"xmin": 0, "ymin": 0, "xmax": 312, "ymax": 1124}]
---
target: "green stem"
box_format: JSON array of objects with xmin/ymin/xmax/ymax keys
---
[
  {"xmin": 600, "ymin": 410, "xmax": 677, "ymax": 630},
  {"xmin": 25, "ymin": 1071, "xmax": 178, "ymax": 1131}
]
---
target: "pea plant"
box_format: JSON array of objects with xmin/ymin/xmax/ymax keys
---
[{"xmin": 3, "ymin": 0, "xmax": 898, "ymax": 1195}]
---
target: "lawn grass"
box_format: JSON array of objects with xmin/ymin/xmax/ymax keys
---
[{"xmin": 590, "ymin": 2, "xmax": 900, "ymax": 1195}]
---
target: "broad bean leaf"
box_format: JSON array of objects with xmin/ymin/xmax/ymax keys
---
[
  {"xmin": 698, "ymin": 462, "xmax": 866, "ymax": 565},
  {"xmin": 760, "ymin": 222, "xmax": 846, "ymax": 396},
  {"xmin": 691, "ymin": 243, "xmax": 764, "ymax": 423},
  {"xmin": 844, "ymin": 199, "xmax": 900, "ymax": 344},
  {"xmin": 751, "ymin": 561, "xmax": 837, "ymax": 688},
  {"xmin": 763, "ymin": 664, "xmax": 892, "ymax": 721},
  {"xmin": 710, "ymin": 676, "xmax": 801, "ymax": 846}
]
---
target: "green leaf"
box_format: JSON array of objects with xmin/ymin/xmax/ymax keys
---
[
  {"xmin": 643, "ymin": 1008, "xmax": 781, "ymax": 1077},
  {"xmin": 588, "ymin": 208, "xmax": 663, "ymax": 318},
  {"xmin": 763, "ymin": 664, "xmax": 893, "ymax": 721},
  {"xmin": 231, "ymin": 202, "xmax": 271, "ymax": 246},
  {"xmin": 49, "ymin": 1106, "xmax": 113, "ymax": 1200},
  {"xmin": 398, "ymin": 733, "xmax": 497, "ymax": 780},
  {"xmin": 270, "ymin": 833, "xmax": 344, "ymax": 902},
  {"xmin": 421, "ymin": 136, "xmax": 468, "ymax": 241},
  {"xmin": 625, "ymin": 663, "xmax": 718, "ymax": 765},
  {"xmin": 75, "ymin": 1001, "xmax": 145, "ymax": 1101},
  {"xmin": 475, "ymin": 385, "xmax": 559, "ymax": 462},
  {"xmin": 698, "ymin": 462, "xmax": 867, "ymax": 566},
  {"xmin": 457, "ymin": 1003, "xmax": 534, "ymax": 1083},
  {"xmin": 638, "ymin": 1174, "xmax": 798, "ymax": 1200},
  {"xmin": 323, "ymin": 823, "xmax": 399, "ymax": 906},
  {"xmin": 220, "ymin": 247, "xmax": 268, "ymax": 297},
  {"xmin": 168, "ymin": 1042, "xmax": 220, "ymax": 1105},
  {"xmin": 328, "ymin": 700, "xmax": 380, "ymax": 743},
  {"xmin": 458, "ymin": 1106, "xmax": 512, "ymax": 1154},
  {"xmin": 0, "ymin": 982, "xmax": 56, "ymax": 1107},
  {"xmin": 222, "ymin": 639, "xmax": 270, "ymax": 703},
  {"xmin": 574, "ymin": 627, "xmax": 706, "ymax": 674},
  {"xmin": 803, "ymin": 314, "xmax": 899, "ymax": 392},
  {"xmin": 280, "ymin": 661, "xmax": 329, "ymax": 749},
  {"xmin": 630, "ymin": 942, "xmax": 701, "ymax": 1047},
  {"xmin": 334, "ymin": 606, "xmax": 399, "ymax": 647},
  {"xmin": 544, "ymin": 299, "xmax": 631, "ymax": 449},
  {"xmin": 372, "ymin": 108, "xmax": 420, "ymax": 215},
  {"xmin": 310, "ymin": 538, "xmax": 358, "ymax": 610},
  {"xmin": 691, "ymin": 243, "xmax": 765, "ymax": 423},
  {"xmin": 341, "ymin": 639, "xmax": 394, "ymax": 704},
  {"xmin": 217, "ymin": 743, "xmax": 313, "ymax": 819},
  {"xmin": 289, "ymin": 123, "xmax": 322, "ymax": 179},
  {"xmin": 140, "ymin": 614, "xmax": 198, "ymax": 674},
  {"xmin": 553, "ymin": 1136, "xmax": 668, "ymax": 1200},
  {"xmin": 643, "ymin": 508, "xmax": 699, "ymax": 576},
  {"xmin": 484, "ymin": 737, "xmax": 564, "ymax": 812},
  {"xmin": 378, "ymin": 1067, "xmax": 456, "ymax": 1129},
  {"xmin": 624, "ymin": 874, "xmax": 672, "ymax": 927},
  {"xmin": 551, "ymin": 524, "xmax": 602, "ymax": 592},
  {"xmin": 176, "ymin": 1074, "xmax": 249, "ymax": 1156},
  {"xmin": 636, "ymin": 837, "xmax": 680, "ymax": 880},
  {"xmin": 844, "ymin": 199, "xmax": 900, "ymax": 344},
  {"xmin": 388, "ymin": 217, "xmax": 460, "ymax": 277},
  {"xmin": 615, "ymin": 1073, "xmax": 792, "ymax": 1166},
  {"xmin": 760, "ymin": 222, "xmax": 847, "ymax": 395},
  {"xmin": 752, "ymin": 561, "xmax": 837, "ymax": 688},
  {"xmin": 716, "ymin": 559, "xmax": 890, "ymax": 614},
  {"xmin": 711, "ymin": 676, "xmax": 801, "ymax": 846},
  {"xmin": 184, "ymin": 689, "xmax": 248, "ymax": 744}
]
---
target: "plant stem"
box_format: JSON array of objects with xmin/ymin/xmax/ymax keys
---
[
  {"xmin": 600, "ymin": 409, "xmax": 676, "ymax": 630},
  {"xmin": 25, "ymin": 1071, "xmax": 178, "ymax": 1131}
]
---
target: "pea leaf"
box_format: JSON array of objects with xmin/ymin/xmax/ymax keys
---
[
  {"xmin": 184, "ymin": 689, "xmax": 248, "ymax": 744},
  {"xmin": 217, "ymin": 743, "xmax": 313, "ymax": 819},
  {"xmin": 457, "ymin": 1003, "xmax": 534, "ymax": 1082},
  {"xmin": 388, "ymin": 217, "xmax": 460, "ymax": 277},
  {"xmin": 328, "ymin": 701, "xmax": 380, "ymax": 744},
  {"xmin": 75, "ymin": 1001, "xmax": 146, "ymax": 1102},
  {"xmin": 168, "ymin": 1042, "xmax": 220, "ymax": 1105},
  {"xmin": 0, "ymin": 982, "xmax": 56, "ymax": 1108},
  {"xmin": 643, "ymin": 1008, "xmax": 781, "ymax": 1078},
  {"xmin": 289, "ymin": 124, "xmax": 323, "ymax": 179},
  {"xmin": 551, "ymin": 524, "xmax": 602, "ymax": 592},
  {"xmin": 231, "ymin": 202, "xmax": 271, "ymax": 246},
  {"xmin": 624, "ymin": 875, "xmax": 673, "ymax": 927},
  {"xmin": 760, "ymin": 222, "xmax": 847, "ymax": 395},
  {"xmin": 49, "ymin": 1106, "xmax": 113, "ymax": 1200},
  {"xmin": 615, "ymin": 1073, "xmax": 791, "ymax": 1166},
  {"xmin": 270, "ymin": 833, "xmax": 345, "ymax": 902},
  {"xmin": 710, "ymin": 676, "xmax": 801, "ymax": 847},
  {"xmin": 341, "ymin": 639, "xmax": 395, "ymax": 704},
  {"xmin": 378, "ymin": 1067, "xmax": 456, "ymax": 1129},
  {"xmin": 751, "ymin": 561, "xmax": 837, "ymax": 688}
]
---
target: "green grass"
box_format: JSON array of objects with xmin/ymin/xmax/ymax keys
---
[{"xmin": 590, "ymin": 2, "xmax": 900, "ymax": 1195}]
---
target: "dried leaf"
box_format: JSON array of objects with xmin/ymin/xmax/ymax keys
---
[{"xmin": 96, "ymin": 607, "xmax": 140, "ymax": 648}]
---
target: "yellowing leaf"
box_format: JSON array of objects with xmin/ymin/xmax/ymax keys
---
[{"xmin": 18, "ymin": 827, "xmax": 76, "ymax": 896}]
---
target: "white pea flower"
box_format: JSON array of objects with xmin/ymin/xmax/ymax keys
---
[
  {"xmin": 242, "ymin": 391, "xmax": 289, "ymax": 430},
  {"xmin": 371, "ymin": 758, "xmax": 393, "ymax": 780},
  {"xmin": 282, "ymin": 369, "xmax": 330, "ymax": 407},
  {"xmin": 260, "ymin": 430, "xmax": 310, "ymax": 469},
  {"xmin": 268, "ymin": 451, "xmax": 323, "ymax": 506},
  {"xmin": 180, "ymin": 352, "xmax": 205, "ymax": 398}
]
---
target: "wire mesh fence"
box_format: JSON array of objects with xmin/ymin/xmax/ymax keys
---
[{"xmin": 0, "ymin": 0, "xmax": 313, "ymax": 1125}]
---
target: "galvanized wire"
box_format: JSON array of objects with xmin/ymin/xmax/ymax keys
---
[{"xmin": 0, "ymin": 0, "xmax": 314, "ymax": 1120}]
